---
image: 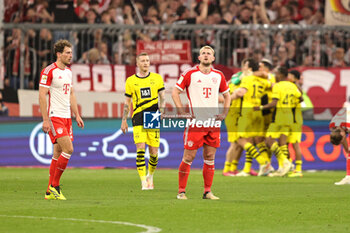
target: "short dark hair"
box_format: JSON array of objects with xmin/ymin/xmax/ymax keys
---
[
  {"xmin": 277, "ymin": 66, "xmax": 288, "ymax": 78},
  {"xmin": 176, "ymin": 6, "xmax": 187, "ymax": 17},
  {"xmin": 330, "ymin": 129, "xmax": 343, "ymax": 145},
  {"xmin": 246, "ymin": 58, "xmax": 259, "ymax": 72},
  {"xmin": 289, "ymin": 70, "xmax": 300, "ymax": 80},
  {"xmin": 54, "ymin": 40, "xmax": 72, "ymax": 55}
]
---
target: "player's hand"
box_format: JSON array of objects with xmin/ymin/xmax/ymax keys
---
[
  {"xmin": 215, "ymin": 113, "xmax": 226, "ymax": 121},
  {"xmin": 76, "ymin": 115, "xmax": 84, "ymax": 129},
  {"xmin": 253, "ymin": 106, "xmax": 261, "ymax": 111},
  {"xmin": 42, "ymin": 120, "xmax": 50, "ymax": 133},
  {"xmin": 121, "ymin": 120, "xmax": 128, "ymax": 134},
  {"xmin": 176, "ymin": 109, "xmax": 193, "ymax": 119}
]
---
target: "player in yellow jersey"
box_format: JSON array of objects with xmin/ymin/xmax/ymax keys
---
[
  {"xmin": 121, "ymin": 52, "xmax": 165, "ymax": 190},
  {"xmin": 222, "ymin": 81, "xmax": 242, "ymax": 176},
  {"xmin": 258, "ymin": 59, "xmax": 276, "ymax": 168},
  {"xmin": 222, "ymin": 59, "xmax": 255, "ymax": 176},
  {"xmin": 287, "ymin": 70, "xmax": 304, "ymax": 177},
  {"xmin": 255, "ymin": 67, "xmax": 302, "ymax": 177},
  {"xmin": 231, "ymin": 58, "xmax": 271, "ymax": 176}
]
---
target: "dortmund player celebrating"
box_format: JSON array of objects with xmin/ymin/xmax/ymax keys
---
[
  {"xmin": 255, "ymin": 67, "xmax": 301, "ymax": 177},
  {"xmin": 121, "ymin": 52, "xmax": 165, "ymax": 190}
]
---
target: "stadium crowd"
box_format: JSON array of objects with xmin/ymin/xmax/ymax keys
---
[{"xmin": 2, "ymin": 0, "xmax": 350, "ymax": 91}]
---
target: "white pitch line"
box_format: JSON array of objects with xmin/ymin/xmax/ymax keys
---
[{"xmin": 0, "ymin": 215, "xmax": 162, "ymax": 233}]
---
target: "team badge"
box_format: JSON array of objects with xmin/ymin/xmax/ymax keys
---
[
  {"xmin": 57, "ymin": 128, "xmax": 63, "ymax": 134},
  {"xmin": 212, "ymin": 77, "xmax": 218, "ymax": 84},
  {"xmin": 187, "ymin": 140, "xmax": 194, "ymax": 147}
]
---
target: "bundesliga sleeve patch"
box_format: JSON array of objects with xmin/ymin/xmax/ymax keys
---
[
  {"xmin": 41, "ymin": 75, "xmax": 48, "ymax": 84},
  {"xmin": 177, "ymin": 76, "xmax": 184, "ymax": 85}
]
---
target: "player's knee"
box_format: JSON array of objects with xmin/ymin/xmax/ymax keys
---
[{"xmin": 64, "ymin": 146, "xmax": 74, "ymax": 155}]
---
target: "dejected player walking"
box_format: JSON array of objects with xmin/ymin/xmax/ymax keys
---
[{"xmin": 39, "ymin": 40, "xmax": 84, "ymax": 200}]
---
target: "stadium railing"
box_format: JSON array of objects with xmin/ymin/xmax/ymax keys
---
[{"xmin": 2, "ymin": 23, "xmax": 350, "ymax": 89}]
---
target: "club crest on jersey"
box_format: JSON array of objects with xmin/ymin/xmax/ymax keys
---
[
  {"xmin": 187, "ymin": 140, "xmax": 194, "ymax": 147},
  {"xmin": 212, "ymin": 77, "xmax": 218, "ymax": 84},
  {"xmin": 57, "ymin": 128, "xmax": 63, "ymax": 134},
  {"xmin": 140, "ymin": 87, "xmax": 151, "ymax": 99}
]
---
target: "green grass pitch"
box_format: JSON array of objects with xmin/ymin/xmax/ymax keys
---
[{"xmin": 0, "ymin": 168, "xmax": 349, "ymax": 233}]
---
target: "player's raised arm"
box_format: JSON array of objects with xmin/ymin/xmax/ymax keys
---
[
  {"xmin": 231, "ymin": 87, "xmax": 247, "ymax": 100},
  {"xmin": 70, "ymin": 87, "xmax": 84, "ymax": 129},
  {"xmin": 121, "ymin": 96, "xmax": 132, "ymax": 134}
]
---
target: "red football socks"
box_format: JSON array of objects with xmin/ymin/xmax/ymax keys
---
[
  {"xmin": 51, "ymin": 153, "xmax": 70, "ymax": 187},
  {"xmin": 47, "ymin": 158, "xmax": 58, "ymax": 192},
  {"xmin": 178, "ymin": 161, "xmax": 191, "ymax": 193},
  {"xmin": 203, "ymin": 161, "xmax": 215, "ymax": 193}
]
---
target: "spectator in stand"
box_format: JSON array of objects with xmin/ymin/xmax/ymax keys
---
[
  {"xmin": 174, "ymin": 0, "xmax": 209, "ymax": 25},
  {"xmin": 219, "ymin": 11, "xmax": 234, "ymax": 24},
  {"xmin": 49, "ymin": 0, "xmax": 81, "ymax": 23},
  {"xmin": 332, "ymin": 47, "xmax": 348, "ymax": 67},
  {"xmin": 74, "ymin": 0, "xmax": 90, "ymax": 21},
  {"xmin": 277, "ymin": 46, "xmax": 296, "ymax": 68},
  {"xmin": 78, "ymin": 47, "xmax": 109, "ymax": 64},
  {"xmin": 101, "ymin": 10, "xmax": 113, "ymax": 24},
  {"xmin": 26, "ymin": 0, "xmax": 54, "ymax": 23},
  {"xmin": 6, "ymin": 32, "xmax": 37, "ymax": 89},
  {"xmin": 35, "ymin": 28, "xmax": 53, "ymax": 88},
  {"xmin": 99, "ymin": 41, "xmax": 111, "ymax": 64},
  {"xmin": 235, "ymin": 7, "xmax": 253, "ymax": 24},
  {"xmin": 123, "ymin": 4, "xmax": 136, "ymax": 25}
]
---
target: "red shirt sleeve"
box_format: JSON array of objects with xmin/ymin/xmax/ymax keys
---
[
  {"xmin": 219, "ymin": 73, "xmax": 229, "ymax": 93},
  {"xmin": 39, "ymin": 67, "xmax": 54, "ymax": 87},
  {"xmin": 175, "ymin": 71, "xmax": 191, "ymax": 91}
]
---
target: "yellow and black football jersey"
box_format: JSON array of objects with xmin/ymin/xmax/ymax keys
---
[
  {"xmin": 125, "ymin": 72, "xmax": 165, "ymax": 126},
  {"xmin": 271, "ymin": 81, "xmax": 301, "ymax": 125}
]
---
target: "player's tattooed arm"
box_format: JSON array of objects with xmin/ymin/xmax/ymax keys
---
[
  {"xmin": 122, "ymin": 104, "xmax": 130, "ymax": 121},
  {"xmin": 121, "ymin": 97, "xmax": 131, "ymax": 134},
  {"xmin": 159, "ymin": 90, "xmax": 165, "ymax": 114}
]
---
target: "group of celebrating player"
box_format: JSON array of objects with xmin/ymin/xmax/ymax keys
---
[
  {"xmin": 39, "ymin": 41, "xmax": 349, "ymax": 201},
  {"xmin": 222, "ymin": 58, "xmax": 304, "ymax": 179}
]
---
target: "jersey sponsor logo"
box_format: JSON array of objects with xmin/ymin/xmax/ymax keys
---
[
  {"xmin": 63, "ymin": 84, "xmax": 70, "ymax": 94},
  {"xmin": 41, "ymin": 75, "xmax": 48, "ymax": 84},
  {"xmin": 140, "ymin": 87, "xmax": 151, "ymax": 99},
  {"xmin": 177, "ymin": 76, "xmax": 184, "ymax": 85},
  {"xmin": 203, "ymin": 87, "xmax": 212, "ymax": 98}
]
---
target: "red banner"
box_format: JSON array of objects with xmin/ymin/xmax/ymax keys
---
[{"xmin": 136, "ymin": 40, "xmax": 192, "ymax": 64}]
